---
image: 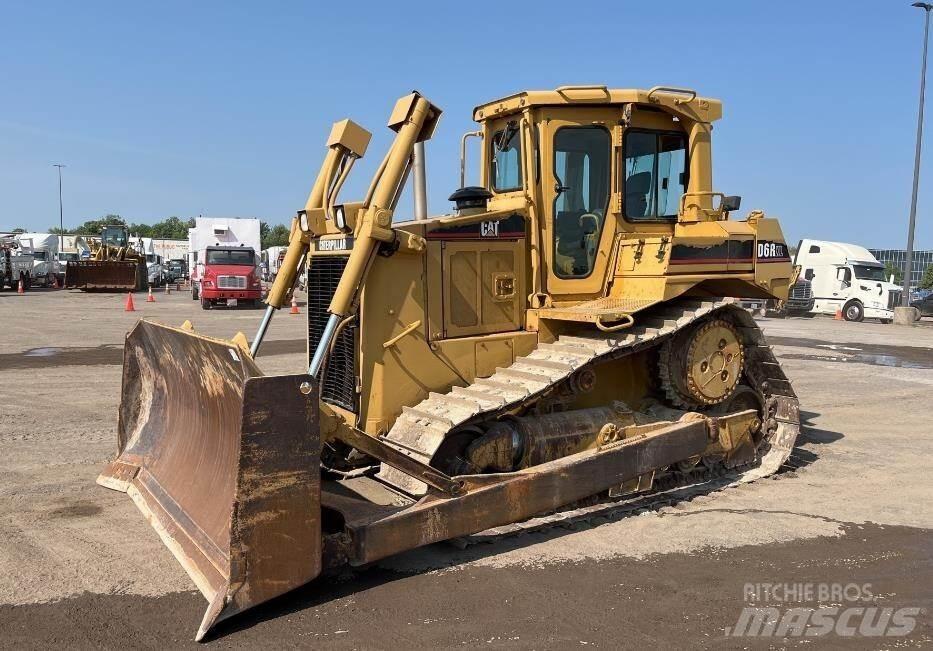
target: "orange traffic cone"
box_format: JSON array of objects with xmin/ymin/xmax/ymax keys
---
[
  {"xmin": 834, "ymin": 309, "xmax": 843, "ymax": 320},
  {"xmin": 146, "ymin": 287, "xmax": 155, "ymax": 303},
  {"xmin": 290, "ymin": 297, "xmax": 300, "ymax": 314},
  {"xmin": 125, "ymin": 292, "xmax": 136, "ymax": 311},
  {"xmin": 17, "ymin": 277, "xmax": 24, "ymax": 294}
]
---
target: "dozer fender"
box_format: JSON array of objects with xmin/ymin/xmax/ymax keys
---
[{"xmin": 97, "ymin": 321, "xmax": 322, "ymax": 640}]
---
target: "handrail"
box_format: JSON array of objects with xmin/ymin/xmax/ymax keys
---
[
  {"xmin": 556, "ymin": 85, "xmax": 611, "ymax": 101},
  {"xmin": 459, "ymin": 130, "xmax": 482, "ymax": 189},
  {"xmin": 646, "ymin": 86, "xmax": 698, "ymax": 105}
]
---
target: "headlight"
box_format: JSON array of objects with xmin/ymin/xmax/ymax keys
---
[{"xmin": 203, "ymin": 280, "xmax": 213, "ymax": 288}]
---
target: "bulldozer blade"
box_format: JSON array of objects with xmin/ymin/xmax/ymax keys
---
[
  {"xmin": 97, "ymin": 321, "xmax": 321, "ymax": 641},
  {"xmin": 65, "ymin": 259, "xmax": 144, "ymax": 291}
]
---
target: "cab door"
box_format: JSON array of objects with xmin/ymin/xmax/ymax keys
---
[{"xmin": 539, "ymin": 108, "xmax": 620, "ymax": 298}]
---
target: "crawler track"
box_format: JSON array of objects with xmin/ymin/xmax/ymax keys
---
[{"xmin": 377, "ymin": 298, "xmax": 800, "ymax": 518}]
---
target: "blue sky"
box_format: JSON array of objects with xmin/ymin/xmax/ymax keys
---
[{"xmin": 1, "ymin": 0, "xmax": 930, "ymax": 249}]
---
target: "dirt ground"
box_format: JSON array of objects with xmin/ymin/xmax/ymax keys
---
[{"xmin": 0, "ymin": 288, "xmax": 931, "ymax": 649}]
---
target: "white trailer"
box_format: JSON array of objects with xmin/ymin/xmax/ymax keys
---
[
  {"xmin": 188, "ymin": 218, "xmax": 261, "ymax": 299},
  {"xmin": 794, "ymin": 239, "xmax": 902, "ymax": 323},
  {"xmin": 262, "ymin": 245, "xmax": 288, "ymax": 281},
  {"xmin": 150, "ymin": 238, "xmax": 189, "ymax": 263}
]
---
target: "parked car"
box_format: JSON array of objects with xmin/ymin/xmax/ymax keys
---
[
  {"xmin": 910, "ymin": 288, "xmax": 931, "ymax": 303},
  {"xmin": 910, "ymin": 291, "xmax": 933, "ymax": 319}
]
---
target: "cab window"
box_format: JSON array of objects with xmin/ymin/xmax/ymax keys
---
[
  {"xmin": 491, "ymin": 122, "xmax": 522, "ymax": 192},
  {"xmin": 552, "ymin": 126, "xmax": 611, "ymax": 278},
  {"xmin": 623, "ymin": 130, "xmax": 687, "ymax": 220}
]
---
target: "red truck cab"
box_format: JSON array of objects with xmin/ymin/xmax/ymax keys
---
[{"xmin": 196, "ymin": 246, "xmax": 262, "ymax": 309}]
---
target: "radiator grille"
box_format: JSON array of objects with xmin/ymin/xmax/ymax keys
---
[
  {"xmin": 888, "ymin": 289, "xmax": 902, "ymax": 311},
  {"xmin": 217, "ymin": 275, "xmax": 247, "ymax": 289},
  {"xmin": 307, "ymin": 255, "xmax": 357, "ymax": 412},
  {"xmin": 790, "ymin": 282, "xmax": 812, "ymax": 300}
]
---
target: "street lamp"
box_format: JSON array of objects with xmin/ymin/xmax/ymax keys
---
[
  {"xmin": 904, "ymin": 3, "xmax": 933, "ymax": 304},
  {"xmin": 53, "ymin": 163, "xmax": 66, "ymax": 251}
]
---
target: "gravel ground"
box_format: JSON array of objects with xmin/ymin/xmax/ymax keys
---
[{"xmin": 0, "ymin": 287, "xmax": 930, "ymax": 648}]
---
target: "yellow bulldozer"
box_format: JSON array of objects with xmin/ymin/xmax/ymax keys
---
[
  {"xmin": 64, "ymin": 224, "xmax": 148, "ymax": 291},
  {"xmin": 98, "ymin": 86, "xmax": 799, "ymax": 640}
]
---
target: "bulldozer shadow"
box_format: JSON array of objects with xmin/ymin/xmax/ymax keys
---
[
  {"xmin": 784, "ymin": 409, "xmax": 844, "ymax": 472},
  {"xmin": 208, "ymin": 412, "xmax": 840, "ymax": 642}
]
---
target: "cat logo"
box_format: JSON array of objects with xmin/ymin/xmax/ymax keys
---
[
  {"xmin": 480, "ymin": 221, "xmax": 499, "ymax": 237},
  {"xmin": 316, "ymin": 237, "xmax": 353, "ymax": 252}
]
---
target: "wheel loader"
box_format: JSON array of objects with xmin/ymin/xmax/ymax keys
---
[
  {"xmin": 64, "ymin": 224, "xmax": 148, "ymax": 291},
  {"xmin": 98, "ymin": 86, "xmax": 799, "ymax": 641}
]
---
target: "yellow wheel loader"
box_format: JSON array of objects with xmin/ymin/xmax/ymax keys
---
[
  {"xmin": 98, "ymin": 87, "xmax": 799, "ymax": 641},
  {"xmin": 64, "ymin": 224, "xmax": 148, "ymax": 291}
]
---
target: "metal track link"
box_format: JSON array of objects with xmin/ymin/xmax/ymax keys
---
[{"xmin": 378, "ymin": 297, "xmax": 800, "ymax": 499}]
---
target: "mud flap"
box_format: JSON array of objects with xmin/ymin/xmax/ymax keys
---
[{"xmin": 97, "ymin": 321, "xmax": 322, "ymax": 641}]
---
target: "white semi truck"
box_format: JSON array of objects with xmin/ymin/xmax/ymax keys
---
[
  {"xmin": 14, "ymin": 233, "xmax": 58, "ymax": 287},
  {"xmin": 794, "ymin": 239, "xmax": 902, "ymax": 323}
]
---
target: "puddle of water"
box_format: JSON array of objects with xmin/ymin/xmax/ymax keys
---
[
  {"xmin": 782, "ymin": 352, "xmax": 932, "ymax": 369},
  {"xmin": 769, "ymin": 336, "xmax": 933, "ymax": 369},
  {"xmin": 23, "ymin": 348, "xmax": 62, "ymax": 357}
]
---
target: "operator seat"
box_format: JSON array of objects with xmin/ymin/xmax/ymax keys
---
[{"xmin": 625, "ymin": 171, "xmax": 652, "ymax": 218}]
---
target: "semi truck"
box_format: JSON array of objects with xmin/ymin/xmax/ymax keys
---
[
  {"xmin": 794, "ymin": 239, "xmax": 901, "ymax": 322},
  {"xmin": 188, "ymin": 217, "xmax": 262, "ymax": 309},
  {"xmin": 14, "ymin": 234, "xmax": 57, "ymax": 287}
]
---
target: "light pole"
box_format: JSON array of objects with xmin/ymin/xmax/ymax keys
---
[
  {"xmin": 904, "ymin": 3, "xmax": 933, "ymax": 304},
  {"xmin": 53, "ymin": 163, "xmax": 66, "ymax": 251}
]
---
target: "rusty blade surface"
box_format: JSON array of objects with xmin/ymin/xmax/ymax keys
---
[
  {"xmin": 97, "ymin": 321, "xmax": 322, "ymax": 641},
  {"xmin": 65, "ymin": 260, "xmax": 139, "ymax": 290}
]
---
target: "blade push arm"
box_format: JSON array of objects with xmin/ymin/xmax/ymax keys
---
[
  {"xmin": 250, "ymin": 120, "xmax": 372, "ymax": 357},
  {"xmin": 308, "ymin": 92, "xmax": 441, "ymax": 377}
]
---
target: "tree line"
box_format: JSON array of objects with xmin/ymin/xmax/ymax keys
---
[
  {"xmin": 884, "ymin": 262, "xmax": 933, "ymax": 289},
  {"xmin": 42, "ymin": 215, "xmax": 291, "ymax": 249}
]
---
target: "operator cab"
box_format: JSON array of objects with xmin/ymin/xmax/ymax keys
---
[
  {"xmin": 101, "ymin": 225, "xmax": 128, "ymax": 248},
  {"xmin": 468, "ymin": 86, "xmax": 722, "ymax": 298}
]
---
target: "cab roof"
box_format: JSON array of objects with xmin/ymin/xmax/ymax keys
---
[{"xmin": 473, "ymin": 86, "xmax": 722, "ymax": 124}]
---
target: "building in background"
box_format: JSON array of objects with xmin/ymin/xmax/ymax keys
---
[{"xmin": 869, "ymin": 249, "xmax": 933, "ymax": 290}]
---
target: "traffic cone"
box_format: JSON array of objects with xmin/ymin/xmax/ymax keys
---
[
  {"xmin": 125, "ymin": 293, "xmax": 136, "ymax": 312},
  {"xmin": 834, "ymin": 309, "xmax": 843, "ymax": 320},
  {"xmin": 290, "ymin": 297, "xmax": 300, "ymax": 314},
  {"xmin": 17, "ymin": 277, "xmax": 24, "ymax": 294},
  {"xmin": 147, "ymin": 287, "xmax": 155, "ymax": 303}
]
